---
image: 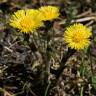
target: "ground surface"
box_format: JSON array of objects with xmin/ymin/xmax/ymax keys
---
[{"xmin": 0, "ymin": 0, "xmax": 96, "ymax": 96}]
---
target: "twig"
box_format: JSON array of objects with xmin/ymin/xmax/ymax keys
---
[
  {"xmin": 85, "ymin": 20, "xmax": 94, "ymax": 26},
  {"xmin": 4, "ymin": 46, "xmax": 13, "ymax": 53},
  {"xmin": 76, "ymin": 9, "xmax": 92, "ymax": 18},
  {"xmin": 0, "ymin": 88, "xmax": 14, "ymax": 96},
  {"xmin": 71, "ymin": 16, "xmax": 96, "ymax": 23}
]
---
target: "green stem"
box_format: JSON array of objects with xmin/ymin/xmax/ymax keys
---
[
  {"xmin": 44, "ymin": 82, "xmax": 51, "ymax": 96},
  {"xmin": 43, "ymin": 21, "xmax": 53, "ymax": 95},
  {"xmin": 80, "ymin": 86, "xmax": 84, "ymax": 96}
]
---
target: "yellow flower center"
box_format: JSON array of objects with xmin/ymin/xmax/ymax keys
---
[
  {"xmin": 72, "ymin": 33, "xmax": 83, "ymax": 43},
  {"xmin": 20, "ymin": 16, "xmax": 34, "ymax": 29}
]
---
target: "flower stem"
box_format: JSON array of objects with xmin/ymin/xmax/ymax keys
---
[{"xmin": 55, "ymin": 48, "xmax": 76, "ymax": 79}]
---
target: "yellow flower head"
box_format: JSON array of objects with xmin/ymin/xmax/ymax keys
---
[
  {"xmin": 10, "ymin": 9, "xmax": 43, "ymax": 33},
  {"xmin": 64, "ymin": 23, "xmax": 92, "ymax": 50},
  {"xmin": 39, "ymin": 6, "xmax": 60, "ymax": 21}
]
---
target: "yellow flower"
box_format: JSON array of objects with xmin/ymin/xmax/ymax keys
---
[
  {"xmin": 10, "ymin": 9, "xmax": 43, "ymax": 33},
  {"xmin": 39, "ymin": 6, "xmax": 60, "ymax": 21},
  {"xmin": 64, "ymin": 23, "xmax": 92, "ymax": 50}
]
